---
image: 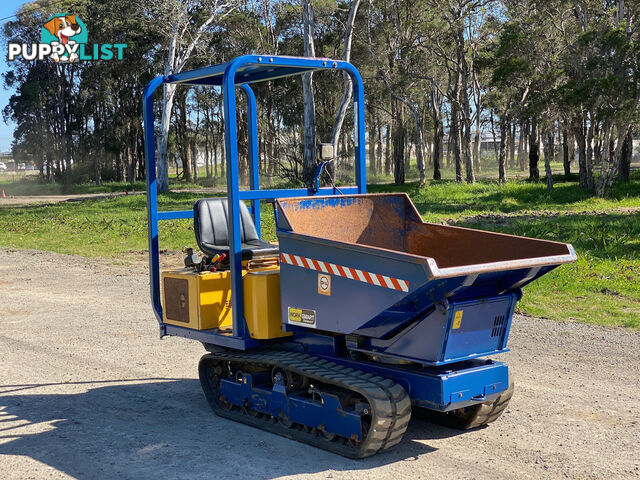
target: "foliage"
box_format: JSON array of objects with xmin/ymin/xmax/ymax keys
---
[{"xmin": 1, "ymin": 0, "xmax": 638, "ymax": 198}]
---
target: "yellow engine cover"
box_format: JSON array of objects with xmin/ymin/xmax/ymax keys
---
[
  {"xmin": 162, "ymin": 269, "xmax": 233, "ymax": 331},
  {"xmin": 161, "ymin": 267, "xmax": 290, "ymax": 339},
  {"xmin": 243, "ymin": 270, "xmax": 291, "ymax": 339}
]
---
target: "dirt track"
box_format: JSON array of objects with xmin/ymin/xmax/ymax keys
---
[
  {"xmin": 0, "ymin": 248, "xmax": 638, "ymax": 480},
  {"xmin": 0, "ymin": 192, "xmax": 133, "ymax": 207}
]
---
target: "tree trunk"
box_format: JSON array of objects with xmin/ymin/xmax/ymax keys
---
[
  {"xmin": 376, "ymin": 123, "xmax": 383, "ymax": 174},
  {"xmin": 191, "ymin": 137, "xmax": 199, "ymax": 184},
  {"xmin": 433, "ymin": 109, "xmax": 443, "ymax": 180},
  {"xmin": 213, "ymin": 140, "xmax": 218, "ymax": 178},
  {"xmin": 519, "ymin": 119, "xmax": 528, "ymax": 171},
  {"xmin": 183, "ymin": 144, "xmax": 193, "ymax": 183},
  {"xmin": 572, "ymin": 115, "xmax": 588, "ymax": 189},
  {"xmin": 451, "ymin": 110, "xmax": 463, "ymax": 182},
  {"xmin": 369, "ymin": 114, "xmax": 377, "ymax": 176},
  {"xmin": 595, "ymin": 125, "xmax": 614, "ymax": 197},
  {"xmin": 204, "ymin": 134, "xmax": 211, "ymax": 179},
  {"xmin": 385, "ymin": 123, "xmax": 392, "ymax": 175},
  {"xmin": 431, "ymin": 86, "xmax": 443, "ymax": 180},
  {"xmin": 490, "ymin": 110, "xmax": 499, "ymax": 163},
  {"xmin": 586, "ymin": 118, "xmax": 595, "ymax": 190},
  {"xmin": 381, "ymin": 77, "xmax": 426, "ymax": 184},
  {"xmin": 474, "ymin": 114, "xmax": 481, "ymax": 173},
  {"xmin": 446, "ymin": 127, "xmax": 452, "ymax": 167},
  {"xmin": 597, "ymin": 122, "xmax": 629, "ymax": 196},
  {"xmin": 618, "ymin": 124, "xmax": 632, "ymax": 182},
  {"xmin": 498, "ymin": 116, "xmax": 507, "ymax": 184},
  {"xmin": 516, "ymin": 120, "xmax": 524, "ymax": 171},
  {"xmin": 115, "ymin": 151, "xmax": 122, "ymax": 183},
  {"xmin": 456, "ymin": 26, "xmax": 474, "ymax": 184},
  {"xmin": 464, "ymin": 122, "xmax": 474, "ymax": 183},
  {"xmin": 404, "ymin": 136, "xmax": 411, "ymax": 174},
  {"xmin": 157, "ymin": 82, "xmax": 176, "ymax": 192},
  {"xmin": 329, "ymin": 0, "xmax": 361, "ymax": 157},
  {"xmin": 509, "ymin": 121, "xmax": 516, "ymax": 169},
  {"xmin": 544, "ymin": 131, "xmax": 554, "ymax": 192},
  {"xmin": 562, "ymin": 127, "xmax": 570, "ymax": 179},
  {"xmin": 94, "ymin": 112, "xmax": 102, "ymax": 185},
  {"xmin": 301, "ymin": 0, "xmax": 316, "ymax": 187},
  {"xmin": 529, "ymin": 118, "xmax": 540, "ymax": 182},
  {"xmin": 392, "ymin": 102, "xmax": 405, "ymax": 184}
]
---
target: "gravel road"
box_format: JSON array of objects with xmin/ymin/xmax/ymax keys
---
[{"xmin": 0, "ymin": 248, "xmax": 638, "ymax": 480}]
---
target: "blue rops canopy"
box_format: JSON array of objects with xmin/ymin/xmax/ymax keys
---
[
  {"xmin": 143, "ymin": 54, "xmax": 367, "ymax": 348},
  {"xmin": 165, "ymin": 55, "xmax": 347, "ymax": 86}
]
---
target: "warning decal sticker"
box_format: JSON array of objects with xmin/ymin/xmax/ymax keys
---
[
  {"xmin": 318, "ymin": 273, "xmax": 331, "ymax": 296},
  {"xmin": 288, "ymin": 307, "xmax": 317, "ymax": 327},
  {"xmin": 452, "ymin": 310, "xmax": 463, "ymax": 329}
]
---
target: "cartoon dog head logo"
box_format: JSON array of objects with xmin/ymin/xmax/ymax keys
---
[
  {"xmin": 8, "ymin": 14, "xmax": 126, "ymax": 63},
  {"xmin": 40, "ymin": 14, "xmax": 88, "ymax": 62},
  {"xmin": 44, "ymin": 15, "xmax": 81, "ymax": 44}
]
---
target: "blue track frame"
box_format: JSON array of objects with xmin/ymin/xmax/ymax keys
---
[{"xmin": 143, "ymin": 55, "xmax": 367, "ymax": 349}]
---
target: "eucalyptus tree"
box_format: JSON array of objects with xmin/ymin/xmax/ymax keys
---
[
  {"xmin": 154, "ymin": 0, "xmax": 237, "ymax": 193},
  {"xmin": 358, "ymin": 0, "xmax": 435, "ymax": 184},
  {"xmin": 556, "ymin": 0, "xmax": 640, "ymax": 196}
]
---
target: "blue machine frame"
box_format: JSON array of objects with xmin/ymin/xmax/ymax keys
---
[{"xmin": 143, "ymin": 55, "xmax": 367, "ymax": 349}]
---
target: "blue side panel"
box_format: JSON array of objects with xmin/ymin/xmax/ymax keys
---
[
  {"xmin": 444, "ymin": 296, "xmax": 514, "ymax": 362},
  {"xmin": 377, "ymin": 294, "xmax": 516, "ymax": 365},
  {"xmin": 220, "ymin": 373, "xmax": 364, "ymax": 439},
  {"xmin": 278, "ymin": 232, "xmax": 429, "ymax": 335}
]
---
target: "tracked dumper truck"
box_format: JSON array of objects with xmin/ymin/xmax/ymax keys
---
[{"xmin": 143, "ymin": 56, "xmax": 577, "ymax": 458}]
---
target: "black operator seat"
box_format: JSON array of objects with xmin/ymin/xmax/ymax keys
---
[{"xmin": 193, "ymin": 198, "xmax": 279, "ymax": 260}]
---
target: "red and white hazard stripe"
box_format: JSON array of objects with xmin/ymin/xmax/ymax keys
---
[{"xmin": 280, "ymin": 252, "xmax": 409, "ymax": 292}]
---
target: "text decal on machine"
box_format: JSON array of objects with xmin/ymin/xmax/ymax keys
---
[{"xmin": 288, "ymin": 307, "xmax": 316, "ymax": 327}]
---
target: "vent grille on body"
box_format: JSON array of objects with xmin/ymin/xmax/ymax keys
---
[{"xmin": 491, "ymin": 315, "xmax": 505, "ymax": 337}]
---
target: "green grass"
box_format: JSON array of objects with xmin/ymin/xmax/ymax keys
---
[
  {"xmin": 0, "ymin": 193, "xmax": 199, "ymax": 256},
  {"xmin": 0, "ymin": 171, "xmax": 206, "ymax": 195},
  {"xmin": 369, "ymin": 174, "xmax": 640, "ymax": 222},
  {"xmin": 0, "ymin": 175, "xmax": 639, "ymax": 330},
  {"xmin": 0, "ymin": 191, "xmax": 278, "ymax": 257},
  {"xmin": 457, "ymin": 213, "xmax": 640, "ymax": 329},
  {"xmin": 0, "ymin": 174, "xmax": 148, "ymax": 196}
]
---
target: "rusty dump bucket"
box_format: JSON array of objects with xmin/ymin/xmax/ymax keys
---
[{"xmin": 275, "ymin": 194, "xmax": 576, "ymax": 364}]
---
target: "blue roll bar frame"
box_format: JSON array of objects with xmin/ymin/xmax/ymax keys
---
[{"xmin": 143, "ymin": 55, "xmax": 367, "ymax": 349}]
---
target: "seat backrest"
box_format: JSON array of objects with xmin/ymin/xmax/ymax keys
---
[{"xmin": 194, "ymin": 198, "xmax": 259, "ymax": 252}]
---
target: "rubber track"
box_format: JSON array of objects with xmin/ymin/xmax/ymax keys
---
[
  {"xmin": 198, "ymin": 348, "xmax": 411, "ymax": 458},
  {"xmin": 418, "ymin": 382, "xmax": 514, "ymax": 430},
  {"xmin": 462, "ymin": 382, "xmax": 514, "ymax": 429}
]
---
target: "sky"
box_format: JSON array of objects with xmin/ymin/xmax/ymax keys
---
[{"xmin": 0, "ymin": 0, "xmax": 27, "ymax": 153}]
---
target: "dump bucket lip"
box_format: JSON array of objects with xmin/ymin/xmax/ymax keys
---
[
  {"xmin": 276, "ymin": 194, "xmax": 578, "ymax": 281},
  {"xmin": 429, "ymin": 243, "xmax": 577, "ymax": 279}
]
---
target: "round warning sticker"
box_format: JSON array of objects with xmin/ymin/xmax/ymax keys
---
[{"xmin": 318, "ymin": 273, "xmax": 331, "ymax": 296}]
